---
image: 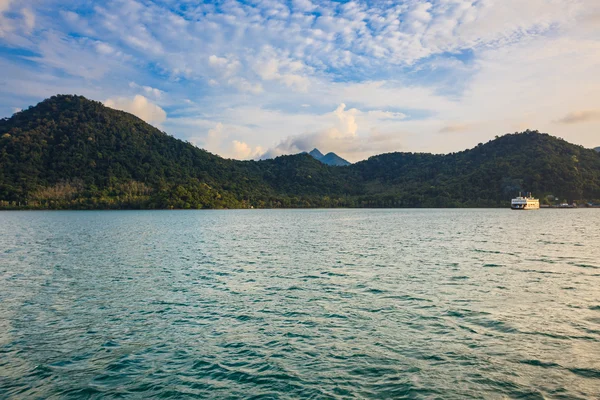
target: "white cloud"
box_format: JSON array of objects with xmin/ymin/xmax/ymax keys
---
[
  {"xmin": 439, "ymin": 123, "xmax": 473, "ymax": 133},
  {"xmin": 22, "ymin": 8, "xmax": 35, "ymax": 33},
  {"xmin": 208, "ymin": 55, "xmax": 228, "ymax": 67},
  {"xmin": 22, "ymin": 32, "xmax": 132, "ymax": 80},
  {"xmin": 104, "ymin": 95, "xmax": 167, "ymax": 125},
  {"xmin": 0, "ymin": 0, "xmax": 13, "ymax": 37},
  {"xmin": 367, "ymin": 110, "xmax": 407, "ymax": 120},
  {"xmin": 129, "ymin": 81, "xmax": 163, "ymax": 98},
  {"xmin": 0, "ymin": 0, "xmax": 12, "ymax": 13},
  {"xmin": 251, "ymin": 46, "xmax": 312, "ymax": 92},
  {"xmin": 331, "ymin": 103, "xmax": 358, "ymax": 137},
  {"xmin": 208, "ymin": 54, "xmax": 265, "ymax": 93},
  {"xmin": 209, "ymin": 54, "xmax": 241, "ymax": 78},
  {"xmin": 208, "ymin": 122, "xmax": 223, "ymax": 139},
  {"xmin": 175, "ymin": 119, "xmax": 221, "ymax": 149},
  {"xmin": 230, "ymin": 140, "xmax": 264, "ymax": 160},
  {"xmin": 557, "ymin": 110, "xmax": 600, "ymax": 124},
  {"xmin": 183, "ymin": 121, "xmax": 264, "ymax": 159},
  {"xmin": 95, "ymin": 42, "xmax": 114, "ymax": 55},
  {"xmin": 61, "ymin": 10, "xmax": 79, "ymax": 23},
  {"xmin": 227, "ymin": 77, "xmax": 264, "ymax": 94},
  {"xmin": 202, "ymin": 122, "xmax": 224, "ymax": 151},
  {"xmin": 292, "ymin": 0, "xmax": 316, "ymax": 13}
]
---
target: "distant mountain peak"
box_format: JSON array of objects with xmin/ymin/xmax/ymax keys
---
[
  {"xmin": 308, "ymin": 148, "xmax": 325, "ymax": 159},
  {"xmin": 594, "ymin": 146, "xmax": 600, "ymax": 153},
  {"xmin": 306, "ymin": 148, "xmax": 351, "ymax": 166}
]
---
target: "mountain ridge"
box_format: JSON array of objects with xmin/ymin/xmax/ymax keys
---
[
  {"xmin": 2, "ymin": 95, "xmax": 600, "ymax": 209},
  {"xmin": 306, "ymin": 148, "xmax": 351, "ymax": 166}
]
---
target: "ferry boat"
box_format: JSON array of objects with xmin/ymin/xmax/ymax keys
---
[{"xmin": 511, "ymin": 192, "xmax": 539, "ymax": 210}]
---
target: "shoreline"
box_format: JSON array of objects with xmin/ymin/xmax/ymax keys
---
[{"xmin": 2, "ymin": 206, "xmax": 599, "ymax": 212}]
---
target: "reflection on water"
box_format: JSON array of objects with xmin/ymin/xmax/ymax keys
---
[{"xmin": 1, "ymin": 209, "xmax": 599, "ymax": 398}]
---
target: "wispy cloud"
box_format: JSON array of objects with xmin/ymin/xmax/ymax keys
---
[
  {"xmin": 439, "ymin": 123, "xmax": 473, "ymax": 133},
  {"xmin": 557, "ymin": 110, "xmax": 600, "ymax": 124},
  {"xmin": 22, "ymin": 8, "xmax": 35, "ymax": 33}
]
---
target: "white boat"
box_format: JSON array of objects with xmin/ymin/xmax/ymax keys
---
[
  {"xmin": 556, "ymin": 203, "xmax": 575, "ymax": 209},
  {"xmin": 511, "ymin": 192, "xmax": 539, "ymax": 210}
]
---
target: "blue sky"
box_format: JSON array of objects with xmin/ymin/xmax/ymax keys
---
[{"xmin": 1, "ymin": 0, "xmax": 599, "ymax": 161}]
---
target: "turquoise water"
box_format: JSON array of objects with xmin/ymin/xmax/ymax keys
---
[{"xmin": 1, "ymin": 209, "xmax": 599, "ymax": 399}]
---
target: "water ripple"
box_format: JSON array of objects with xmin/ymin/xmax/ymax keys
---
[{"xmin": 1, "ymin": 209, "xmax": 600, "ymax": 399}]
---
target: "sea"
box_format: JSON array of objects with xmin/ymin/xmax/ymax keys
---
[{"xmin": 1, "ymin": 209, "xmax": 599, "ymax": 399}]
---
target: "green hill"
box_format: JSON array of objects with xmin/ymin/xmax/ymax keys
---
[
  {"xmin": 352, "ymin": 133, "xmax": 600, "ymax": 207},
  {"xmin": 1, "ymin": 95, "xmax": 599, "ymax": 209}
]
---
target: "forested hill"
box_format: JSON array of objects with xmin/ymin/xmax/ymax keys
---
[{"xmin": 1, "ymin": 95, "xmax": 599, "ymax": 209}]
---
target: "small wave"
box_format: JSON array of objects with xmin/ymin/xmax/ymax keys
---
[
  {"xmin": 28, "ymin": 364, "xmax": 53, "ymax": 379},
  {"xmin": 299, "ymin": 275, "xmax": 321, "ymax": 279},
  {"xmin": 522, "ymin": 331, "xmax": 598, "ymax": 342},
  {"xmin": 470, "ymin": 376, "xmax": 545, "ymax": 398},
  {"xmin": 320, "ymin": 271, "xmax": 347, "ymax": 277},
  {"xmin": 518, "ymin": 269, "xmax": 563, "ymax": 275},
  {"xmin": 365, "ymin": 288, "xmax": 387, "ymax": 294},
  {"xmin": 568, "ymin": 367, "xmax": 600, "ymax": 379},
  {"xmin": 572, "ymin": 263, "xmax": 600, "ymax": 270},
  {"xmin": 518, "ymin": 359, "xmax": 560, "ymax": 369},
  {"xmin": 57, "ymin": 388, "xmax": 105, "ymax": 398},
  {"xmin": 538, "ymin": 240, "xmax": 566, "ymax": 245},
  {"xmin": 445, "ymin": 309, "xmax": 490, "ymax": 319},
  {"xmin": 468, "ymin": 318, "xmax": 520, "ymax": 334},
  {"xmin": 282, "ymin": 311, "xmax": 309, "ymax": 318},
  {"xmin": 383, "ymin": 294, "xmax": 432, "ymax": 302},
  {"xmin": 325, "ymin": 313, "xmax": 348, "ymax": 319},
  {"xmin": 526, "ymin": 258, "xmax": 557, "ymax": 264},
  {"xmin": 446, "ymin": 310, "xmax": 466, "ymax": 318},
  {"xmin": 456, "ymin": 324, "xmax": 478, "ymax": 334}
]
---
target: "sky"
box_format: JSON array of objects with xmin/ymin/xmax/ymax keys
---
[{"xmin": 0, "ymin": 0, "xmax": 599, "ymax": 162}]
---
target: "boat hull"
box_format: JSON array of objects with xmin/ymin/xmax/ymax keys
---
[{"xmin": 510, "ymin": 195, "xmax": 540, "ymax": 210}]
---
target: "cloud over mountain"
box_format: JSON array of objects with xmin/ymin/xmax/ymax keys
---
[
  {"xmin": 261, "ymin": 103, "xmax": 406, "ymax": 162},
  {"xmin": 105, "ymin": 95, "xmax": 166, "ymax": 126}
]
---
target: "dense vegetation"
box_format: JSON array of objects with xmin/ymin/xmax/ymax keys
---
[{"xmin": 1, "ymin": 95, "xmax": 600, "ymax": 209}]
